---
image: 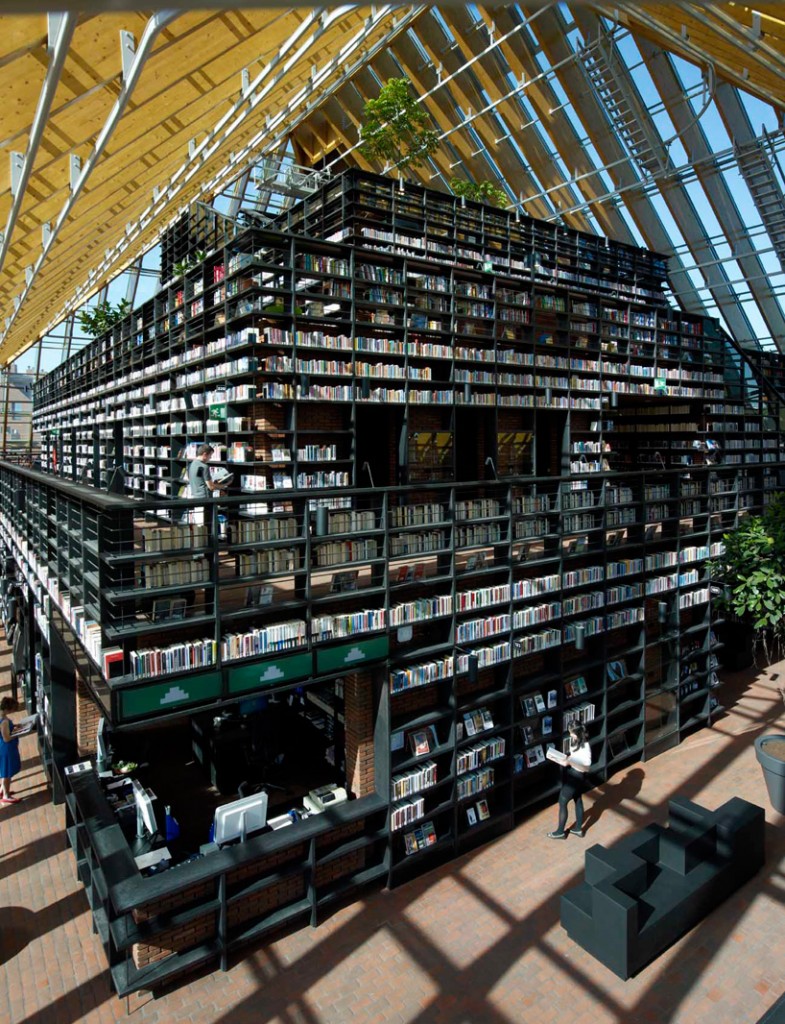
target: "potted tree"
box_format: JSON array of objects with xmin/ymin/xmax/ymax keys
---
[
  {"xmin": 755, "ymin": 734, "xmax": 785, "ymax": 814},
  {"xmin": 359, "ymin": 78, "xmax": 440, "ymax": 172},
  {"xmin": 359, "ymin": 79, "xmax": 511, "ymax": 215},
  {"xmin": 709, "ymin": 495, "xmax": 785, "ymax": 812},
  {"xmin": 708, "ymin": 493, "xmax": 785, "ymax": 668}
]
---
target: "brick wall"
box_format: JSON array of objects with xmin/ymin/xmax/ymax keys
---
[
  {"xmin": 132, "ymin": 911, "xmax": 215, "ymax": 969},
  {"xmin": 129, "ymin": 827, "xmax": 366, "ymax": 970},
  {"xmin": 343, "ymin": 671, "xmax": 375, "ymax": 797},
  {"xmin": 75, "ymin": 672, "xmax": 103, "ymax": 758}
]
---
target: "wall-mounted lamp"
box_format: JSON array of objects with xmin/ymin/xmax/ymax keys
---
[
  {"xmin": 574, "ymin": 623, "xmax": 586, "ymax": 651},
  {"xmin": 544, "ymin": 387, "xmax": 552, "ymax": 406},
  {"xmin": 456, "ymin": 647, "xmax": 479, "ymax": 684},
  {"xmin": 464, "ymin": 382, "xmax": 472, "ymax": 403},
  {"xmin": 299, "ymin": 373, "xmax": 309, "ymax": 393},
  {"xmin": 315, "ymin": 505, "xmax": 328, "ymax": 537},
  {"xmin": 361, "ymin": 377, "xmax": 371, "ymax": 400},
  {"xmin": 658, "ymin": 601, "xmax": 669, "ymax": 625},
  {"xmin": 610, "ymin": 392, "xmax": 618, "ymax": 409}
]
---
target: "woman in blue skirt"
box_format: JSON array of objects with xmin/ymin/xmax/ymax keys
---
[{"xmin": 0, "ymin": 697, "xmax": 22, "ymax": 803}]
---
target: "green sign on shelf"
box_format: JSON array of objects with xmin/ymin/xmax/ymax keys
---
[
  {"xmin": 654, "ymin": 377, "xmax": 667, "ymax": 391},
  {"xmin": 227, "ymin": 651, "xmax": 313, "ymax": 694},
  {"xmin": 209, "ymin": 403, "xmax": 227, "ymax": 419},
  {"xmin": 120, "ymin": 671, "xmax": 222, "ymax": 720},
  {"xmin": 316, "ymin": 636, "xmax": 389, "ymax": 673}
]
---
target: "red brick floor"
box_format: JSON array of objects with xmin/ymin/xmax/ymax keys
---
[{"xmin": 1, "ymin": 647, "xmax": 784, "ymax": 1024}]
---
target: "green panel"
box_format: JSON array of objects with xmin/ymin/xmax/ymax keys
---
[
  {"xmin": 316, "ymin": 636, "xmax": 389, "ymax": 673},
  {"xmin": 209, "ymin": 403, "xmax": 227, "ymax": 419},
  {"xmin": 227, "ymin": 652, "xmax": 313, "ymax": 694},
  {"xmin": 120, "ymin": 671, "xmax": 222, "ymax": 720}
]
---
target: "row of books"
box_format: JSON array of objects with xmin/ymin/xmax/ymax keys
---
[
  {"xmin": 313, "ymin": 539, "xmax": 379, "ymax": 566},
  {"xmin": 140, "ymin": 523, "xmax": 210, "ymax": 553},
  {"xmin": 563, "ymin": 702, "xmax": 596, "ymax": 728},
  {"xmin": 391, "ymin": 760, "xmax": 438, "ymax": 800},
  {"xmin": 389, "ymin": 531, "xmax": 446, "ymax": 556},
  {"xmin": 237, "ymin": 549, "xmax": 298, "ymax": 575},
  {"xmin": 141, "ymin": 557, "xmax": 209, "ymax": 589},
  {"xmin": 220, "ymin": 619, "xmax": 307, "ymax": 660},
  {"xmin": 130, "ymin": 638, "xmax": 217, "ymax": 679},
  {"xmin": 456, "ymin": 736, "xmax": 505, "ymax": 774},
  {"xmin": 456, "ymin": 767, "xmax": 494, "ymax": 800},
  {"xmin": 233, "ymin": 516, "xmax": 298, "ymax": 543},
  {"xmin": 390, "ymin": 795, "xmax": 425, "ymax": 831}
]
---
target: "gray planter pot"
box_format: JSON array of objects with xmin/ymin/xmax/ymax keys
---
[{"xmin": 755, "ymin": 734, "xmax": 785, "ymax": 814}]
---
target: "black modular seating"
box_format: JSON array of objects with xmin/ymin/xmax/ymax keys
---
[{"xmin": 560, "ymin": 795, "xmax": 765, "ymax": 979}]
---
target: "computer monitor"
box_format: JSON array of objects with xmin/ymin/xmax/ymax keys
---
[
  {"xmin": 96, "ymin": 716, "xmax": 111, "ymax": 772},
  {"xmin": 132, "ymin": 778, "xmax": 158, "ymax": 841},
  {"xmin": 213, "ymin": 791, "xmax": 269, "ymax": 845}
]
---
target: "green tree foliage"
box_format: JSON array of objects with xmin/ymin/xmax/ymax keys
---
[
  {"xmin": 708, "ymin": 493, "xmax": 785, "ymax": 662},
  {"xmin": 359, "ymin": 78, "xmax": 440, "ymax": 171},
  {"xmin": 450, "ymin": 177, "xmax": 509, "ymax": 208},
  {"xmin": 77, "ymin": 298, "xmax": 131, "ymax": 338}
]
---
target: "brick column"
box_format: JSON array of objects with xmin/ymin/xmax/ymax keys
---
[
  {"xmin": 75, "ymin": 672, "xmax": 103, "ymax": 757},
  {"xmin": 343, "ymin": 671, "xmax": 375, "ymax": 798}
]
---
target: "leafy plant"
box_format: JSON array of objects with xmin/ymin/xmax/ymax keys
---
[
  {"xmin": 708, "ymin": 494, "xmax": 785, "ymax": 664},
  {"xmin": 172, "ymin": 250, "xmax": 206, "ymax": 278},
  {"xmin": 77, "ymin": 298, "xmax": 130, "ymax": 338},
  {"xmin": 359, "ymin": 78, "xmax": 440, "ymax": 171},
  {"xmin": 450, "ymin": 177, "xmax": 509, "ymax": 208}
]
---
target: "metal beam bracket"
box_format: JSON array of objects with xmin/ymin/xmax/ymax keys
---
[
  {"xmin": 47, "ymin": 12, "xmax": 68, "ymax": 54},
  {"xmin": 120, "ymin": 31, "xmax": 137, "ymax": 81},
  {"xmin": 70, "ymin": 153, "xmax": 82, "ymax": 192},
  {"xmin": 9, "ymin": 153, "xmax": 24, "ymax": 197}
]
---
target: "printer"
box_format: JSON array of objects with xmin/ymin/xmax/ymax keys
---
[{"xmin": 303, "ymin": 783, "xmax": 348, "ymax": 814}]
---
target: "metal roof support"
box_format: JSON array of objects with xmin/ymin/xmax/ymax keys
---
[
  {"xmin": 0, "ymin": 12, "xmax": 76, "ymax": 275},
  {"xmin": 49, "ymin": 6, "xmax": 423, "ymax": 326},
  {"xmin": 0, "ymin": 9, "xmax": 180, "ymax": 349}
]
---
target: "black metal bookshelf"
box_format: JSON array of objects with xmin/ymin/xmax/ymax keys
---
[{"xmin": 10, "ymin": 168, "xmax": 785, "ymax": 994}]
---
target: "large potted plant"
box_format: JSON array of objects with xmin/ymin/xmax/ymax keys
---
[
  {"xmin": 708, "ymin": 493, "xmax": 785, "ymax": 668},
  {"xmin": 710, "ymin": 495, "xmax": 785, "ymax": 812},
  {"xmin": 755, "ymin": 734, "xmax": 785, "ymax": 814}
]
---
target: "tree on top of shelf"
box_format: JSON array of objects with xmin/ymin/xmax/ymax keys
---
[
  {"xmin": 358, "ymin": 79, "xmax": 508, "ymax": 210},
  {"xmin": 77, "ymin": 299, "xmax": 130, "ymax": 338},
  {"xmin": 359, "ymin": 78, "xmax": 440, "ymax": 171},
  {"xmin": 171, "ymin": 250, "xmax": 207, "ymax": 278},
  {"xmin": 450, "ymin": 177, "xmax": 509, "ymax": 208},
  {"xmin": 708, "ymin": 493, "xmax": 785, "ymax": 664}
]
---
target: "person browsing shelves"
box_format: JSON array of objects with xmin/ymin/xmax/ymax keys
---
[
  {"xmin": 0, "ymin": 697, "xmax": 22, "ymax": 804},
  {"xmin": 548, "ymin": 723, "xmax": 592, "ymax": 839},
  {"xmin": 188, "ymin": 444, "xmax": 230, "ymax": 498}
]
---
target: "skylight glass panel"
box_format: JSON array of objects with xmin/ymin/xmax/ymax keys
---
[{"xmin": 738, "ymin": 91, "xmax": 780, "ymax": 135}]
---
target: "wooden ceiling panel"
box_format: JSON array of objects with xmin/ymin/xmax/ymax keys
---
[{"xmin": 5, "ymin": 3, "xmax": 785, "ymax": 362}]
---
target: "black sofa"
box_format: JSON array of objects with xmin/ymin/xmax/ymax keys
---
[{"xmin": 560, "ymin": 795, "xmax": 765, "ymax": 979}]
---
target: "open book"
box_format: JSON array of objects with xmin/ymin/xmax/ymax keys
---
[
  {"xmin": 211, "ymin": 468, "xmax": 234, "ymax": 485},
  {"xmin": 545, "ymin": 746, "xmax": 568, "ymax": 765},
  {"xmin": 14, "ymin": 714, "xmax": 38, "ymax": 737}
]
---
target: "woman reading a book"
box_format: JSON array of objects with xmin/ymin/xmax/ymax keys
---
[
  {"xmin": 0, "ymin": 697, "xmax": 22, "ymax": 804},
  {"xmin": 547, "ymin": 723, "xmax": 591, "ymax": 840}
]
